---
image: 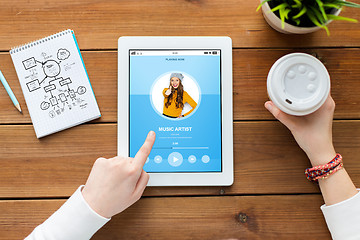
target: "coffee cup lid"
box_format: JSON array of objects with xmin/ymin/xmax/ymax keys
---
[{"xmin": 267, "ymin": 53, "xmax": 330, "ymax": 116}]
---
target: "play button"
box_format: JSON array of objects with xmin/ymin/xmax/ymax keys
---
[{"xmin": 168, "ymin": 152, "xmax": 183, "ymax": 167}]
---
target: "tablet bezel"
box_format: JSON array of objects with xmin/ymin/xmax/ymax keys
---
[{"xmin": 118, "ymin": 36, "xmax": 233, "ymax": 186}]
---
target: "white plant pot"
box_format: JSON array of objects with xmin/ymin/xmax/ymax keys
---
[{"xmin": 260, "ymin": 0, "xmax": 341, "ymax": 34}]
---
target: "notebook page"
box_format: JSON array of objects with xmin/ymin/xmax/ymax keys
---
[{"xmin": 10, "ymin": 30, "xmax": 101, "ymax": 138}]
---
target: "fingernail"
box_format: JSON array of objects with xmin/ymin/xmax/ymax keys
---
[
  {"xmin": 265, "ymin": 102, "xmax": 272, "ymax": 111},
  {"xmin": 148, "ymin": 131, "xmax": 155, "ymax": 137}
]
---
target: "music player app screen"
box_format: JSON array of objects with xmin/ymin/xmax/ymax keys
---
[{"xmin": 129, "ymin": 49, "xmax": 221, "ymax": 172}]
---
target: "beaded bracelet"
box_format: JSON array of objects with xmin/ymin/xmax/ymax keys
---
[
  {"xmin": 312, "ymin": 163, "xmax": 343, "ymax": 181},
  {"xmin": 305, "ymin": 154, "xmax": 343, "ymax": 182},
  {"xmin": 305, "ymin": 154, "xmax": 342, "ymax": 177}
]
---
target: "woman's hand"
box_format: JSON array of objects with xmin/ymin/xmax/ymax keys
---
[
  {"xmin": 265, "ymin": 95, "xmax": 336, "ymax": 166},
  {"xmin": 265, "ymin": 95, "xmax": 358, "ymax": 206},
  {"xmin": 81, "ymin": 131, "xmax": 155, "ymax": 218},
  {"xmin": 165, "ymin": 86, "xmax": 172, "ymax": 96}
]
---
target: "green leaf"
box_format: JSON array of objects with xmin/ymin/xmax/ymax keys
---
[
  {"xmin": 322, "ymin": 3, "xmax": 341, "ymax": 10},
  {"xmin": 327, "ymin": 14, "xmax": 358, "ymax": 23},
  {"xmin": 309, "ymin": 5, "xmax": 326, "ymax": 24},
  {"xmin": 279, "ymin": 7, "xmax": 286, "ymax": 28},
  {"xmin": 307, "ymin": 9, "xmax": 330, "ymax": 36},
  {"xmin": 293, "ymin": 0, "xmax": 302, "ymax": 6},
  {"xmin": 292, "ymin": 6, "xmax": 307, "ymax": 19},
  {"xmin": 316, "ymin": 0, "xmax": 328, "ymax": 22},
  {"xmin": 270, "ymin": 3, "xmax": 289, "ymax": 13},
  {"xmin": 256, "ymin": 0, "xmax": 271, "ymax": 12},
  {"xmin": 293, "ymin": 18, "xmax": 301, "ymax": 25},
  {"xmin": 332, "ymin": 0, "xmax": 360, "ymax": 8},
  {"xmin": 283, "ymin": 8, "xmax": 291, "ymax": 19},
  {"xmin": 291, "ymin": 0, "xmax": 302, "ymax": 8}
]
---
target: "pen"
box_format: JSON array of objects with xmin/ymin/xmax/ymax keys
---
[{"xmin": 0, "ymin": 69, "xmax": 22, "ymax": 113}]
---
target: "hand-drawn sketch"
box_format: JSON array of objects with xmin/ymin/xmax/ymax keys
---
[
  {"xmin": 22, "ymin": 57, "xmax": 37, "ymax": 70},
  {"xmin": 26, "ymin": 79, "xmax": 41, "ymax": 92},
  {"xmin": 40, "ymin": 101, "xmax": 50, "ymax": 110},
  {"xmin": 49, "ymin": 110, "xmax": 56, "ymax": 118},
  {"xmin": 57, "ymin": 48, "xmax": 70, "ymax": 60},
  {"xmin": 21, "ymin": 47, "xmax": 88, "ymax": 118}
]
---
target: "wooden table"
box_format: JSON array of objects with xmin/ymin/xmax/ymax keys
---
[{"xmin": 1, "ymin": 1, "xmax": 360, "ymax": 239}]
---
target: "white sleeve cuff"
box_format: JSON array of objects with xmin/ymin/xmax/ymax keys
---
[
  {"xmin": 321, "ymin": 189, "xmax": 360, "ymax": 240},
  {"xmin": 25, "ymin": 185, "xmax": 110, "ymax": 240}
]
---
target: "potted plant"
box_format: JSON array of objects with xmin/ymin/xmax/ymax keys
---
[{"xmin": 257, "ymin": 0, "xmax": 360, "ymax": 35}]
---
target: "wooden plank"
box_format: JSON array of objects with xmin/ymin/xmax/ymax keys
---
[
  {"xmin": 0, "ymin": 195, "xmax": 331, "ymax": 239},
  {"xmin": 0, "ymin": 121, "xmax": 359, "ymax": 198},
  {"xmin": 1, "ymin": 48, "xmax": 360, "ymax": 123},
  {"xmin": 234, "ymin": 49, "xmax": 360, "ymax": 120},
  {"xmin": 1, "ymin": 0, "xmax": 360, "ymax": 50}
]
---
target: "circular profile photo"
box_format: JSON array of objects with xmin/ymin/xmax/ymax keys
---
[{"xmin": 150, "ymin": 72, "xmax": 200, "ymax": 120}]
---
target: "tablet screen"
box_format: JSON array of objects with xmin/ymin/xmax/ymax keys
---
[{"xmin": 129, "ymin": 49, "xmax": 221, "ymax": 173}]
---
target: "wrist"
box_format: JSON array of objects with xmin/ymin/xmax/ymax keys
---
[
  {"xmin": 307, "ymin": 147, "xmax": 337, "ymax": 167},
  {"xmin": 82, "ymin": 187, "xmax": 111, "ymax": 219}
]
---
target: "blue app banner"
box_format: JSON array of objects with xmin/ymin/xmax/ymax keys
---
[{"xmin": 129, "ymin": 50, "xmax": 222, "ymax": 172}]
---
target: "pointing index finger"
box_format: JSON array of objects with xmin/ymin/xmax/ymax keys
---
[{"xmin": 134, "ymin": 131, "xmax": 156, "ymax": 168}]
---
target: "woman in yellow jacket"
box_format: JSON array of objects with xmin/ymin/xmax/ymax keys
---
[{"xmin": 163, "ymin": 73, "xmax": 197, "ymax": 118}]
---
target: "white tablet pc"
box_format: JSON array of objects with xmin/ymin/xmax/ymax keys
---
[{"xmin": 118, "ymin": 37, "xmax": 233, "ymax": 186}]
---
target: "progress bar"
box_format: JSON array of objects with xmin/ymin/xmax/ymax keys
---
[{"xmin": 153, "ymin": 147, "xmax": 209, "ymax": 150}]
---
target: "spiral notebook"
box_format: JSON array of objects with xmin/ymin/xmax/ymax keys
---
[{"xmin": 10, "ymin": 29, "xmax": 101, "ymax": 138}]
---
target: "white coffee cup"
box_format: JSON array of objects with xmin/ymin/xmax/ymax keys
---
[{"xmin": 267, "ymin": 53, "xmax": 330, "ymax": 116}]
